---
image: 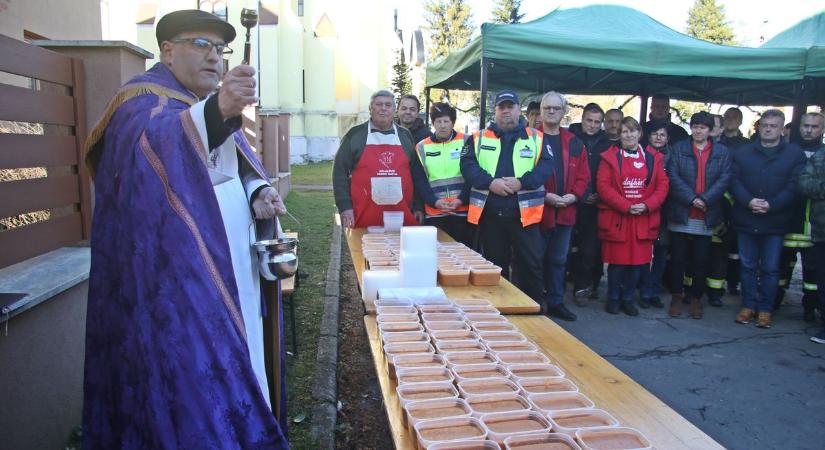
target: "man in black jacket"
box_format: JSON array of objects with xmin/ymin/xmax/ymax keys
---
[
  {"xmin": 396, "ymin": 94, "xmax": 431, "ymax": 144},
  {"xmin": 643, "ymin": 94, "xmax": 689, "ymax": 144}
]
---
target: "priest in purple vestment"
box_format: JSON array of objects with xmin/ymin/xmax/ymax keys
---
[{"xmin": 82, "ymin": 10, "xmax": 290, "ymax": 449}]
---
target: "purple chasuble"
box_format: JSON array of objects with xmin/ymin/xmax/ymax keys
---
[{"xmin": 82, "ymin": 63, "xmax": 289, "ymax": 449}]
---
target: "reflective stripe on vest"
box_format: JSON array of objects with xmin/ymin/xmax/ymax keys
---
[
  {"xmin": 416, "ymin": 133, "xmax": 468, "ymax": 218},
  {"xmin": 466, "ymin": 128, "xmax": 545, "ymax": 227},
  {"xmin": 706, "ymin": 277, "xmax": 726, "ymax": 289},
  {"xmin": 804, "ymin": 282, "xmax": 818, "ymax": 291},
  {"xmin": 784, "ymin": 200, "xmax": 813, "ymax": 247}
]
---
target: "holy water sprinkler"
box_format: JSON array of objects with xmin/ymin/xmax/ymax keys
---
[{"xmin": 240, "ymin": 8, "xmax": 258, "ymax": 64}]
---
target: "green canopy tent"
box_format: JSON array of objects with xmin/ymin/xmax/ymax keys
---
[
  {"xmin": 425, "ymin": 5, "xmax": 808, "ymax": 127},
  {"xmin": 762, "ymin": 10, "xmax": 825, "ymax": 116}
]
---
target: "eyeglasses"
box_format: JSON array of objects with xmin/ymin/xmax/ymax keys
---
[
  {"xmin": 170, "ymin": 37, "xmax": 233, "ymax": 56},
  {"xmin": 542, "ymin": 106, "xmax": 563, "ymax": 112}
]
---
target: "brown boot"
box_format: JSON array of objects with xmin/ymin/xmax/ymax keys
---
[
  {"xmin": 735, "ymin": 307, "xmax": 755, "ymax": 324},
  {"xmin": 689, "ymin": 297, "xmax": 703, "ymax": 319},
  {"xmin": 756, "ymin": 312, "xmax": 772, "ymax": 328},
  {"xmin": 668, "ymin": 294, "xmax": 684, "ymax": 317}
]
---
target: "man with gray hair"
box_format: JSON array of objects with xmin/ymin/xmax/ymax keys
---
[
  {"xmin": 730, "ymin": 109, "xmax": 806, "ymax": 328},
  {"xmin": 333, "ymin": 89, "xmax": 420, "ymax": 228}
]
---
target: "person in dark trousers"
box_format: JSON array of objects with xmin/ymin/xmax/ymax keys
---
[
  {"xmin": 597, "ymin": 117, "xmax": 669, "ymax": 315},
  {"xmin": 719, "ymin": 107, "xmax": 749, "ymax": 296},
  {"xmin": 730, "ymin": 109, "xmax": 807, "ymax": 329},
  {"xmin": 411, "ymin": 102, "xmax": 473, "ymax": 246},
  {"xmin": 570, "ymin": 106, "xmax": 620, "ymax": 304},
  {"xmin": 796, "ymin": 112, "xmax": 825, "ymax": 343},
  {"xmin": 639, "ymin": 120, "xmax": 672, "ymax": 308},
  {"xmin": 776, "ymin": 112, "xmax": 825, "ymax": 320},
  {"xmin": 461, "ymin": 90, "xmax": 554, "ymax": 304},
  {"xmin": 643, "ymin": 94, "xmax": 689, "ymax": 144},
  {"xmin": 665, "ymin": 112, "xmax": 731, "ymax": 319},
  {"xmin": 396, "ymin": 94, "xmax": 431, "ymax": 144},
  {"xmin": 536, "ymin": 92, "xmax": 590, "ymax": 321}
]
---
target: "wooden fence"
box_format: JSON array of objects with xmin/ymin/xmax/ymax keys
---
[{"xmin": 0, "ymin": 34, "xmax": 90, "ymax": 268}]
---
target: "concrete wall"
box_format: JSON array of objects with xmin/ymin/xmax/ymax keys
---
[
  {"xmin": 0, "ymin": 0, "xmax": 101, "ymax": 40},
  {"xmin": 0, "ymin": 282, "xmax": 88, "ymax": 450}
]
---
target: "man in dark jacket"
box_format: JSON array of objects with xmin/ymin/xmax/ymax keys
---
[
  {"xmin": 796, "ymin": 111, "xmax": 825, "ymax": 343},
  {"xmin": 536, "ymin": 92, "xmax": 590, "ymax": 321},
  {"xmin": 720, "ymin": 107, "xmax": 750, "ymax": 149},
  {"xmin": 643, "ymin": 94, "xmax": 689, "ymax": 144},
  {"xmin": 569, "ymin": 105, "xmax": 618, "ymax": 303},
  {"xmin": 461, "ymin": 90, "xmax": 554, "ymax": 304},
  {"xmin": 718, "ymin": 106, "xmax": 748, "ymax": 296},
  {"xmin": 730, "ymin": 109, "xmax": 807, "ymax": 329},
  {"xmin": 396, "ymin": 94, "xmax": 431, "ymax": 144}
]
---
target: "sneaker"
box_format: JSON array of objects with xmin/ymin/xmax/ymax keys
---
[
  {"xmin": 810, "ymin": 331, "xmax": 825, "ymax": 344},
  {"xmin": 621, "ymin": 301, "xmax": 639, "ymax": 316},
  {"xmin": 648, "ymin": 297, "xmax": 664, "ymax": 308},
  {"xmin": 708, "ymin": 297, "xmax": 723, "ymax": 307},
  {"xmin": 605, "ymin": 302, "xmax": 621, "ymax": 315},
  {"xmin": 588, "ymin": 285, "xmax": 600, "ymax": 299},
  {"xmin": 735, "ymin": 307, "xmax": 755, "ymax": 324},
  {"xmin": 756, "ymin": 312, "xmax": 772, "ymax": 329},
  {"xmin": 547, "ymin": 304, "xmax": 577, "ymax": 322},
  {"xmin": 638, "ymin": 297, "xmax": 651, "ymax": 309},
  {"xmin": 574, "ymin": 287, "xmax": 592, "ymax": 298}
]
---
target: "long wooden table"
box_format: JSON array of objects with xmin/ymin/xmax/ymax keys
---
[
  {"xmin": 345, "ymin": 228, "xmax": 540, "ymax": 314},
  {"xmin": 348, "ymin": 227, "xmax": 723, "ymax": 449}
]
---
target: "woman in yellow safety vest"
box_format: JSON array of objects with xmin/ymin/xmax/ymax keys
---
[{"xmin": 410, "ymin": 102, "xmax": 473, "ymax": 246}]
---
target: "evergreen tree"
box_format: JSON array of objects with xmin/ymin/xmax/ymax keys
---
[
  {"xmin": 391, "ymin": 48, "xmax": 412, "ymax": 98},
  {"xmin": 491, "ymin": 0, "xmax": 525, "ymax": 24},
  {"xmin": 686, "ymin": 0, "xmax": 736, "ymax": 45},
  {"xmin": 423, "ymin": 0, "xmax": 474, "ymax": 62}
]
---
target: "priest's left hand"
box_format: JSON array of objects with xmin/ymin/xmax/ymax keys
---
[{"xmin": 253, "ymin": 186, "xmax": 286, "ymax": 219}]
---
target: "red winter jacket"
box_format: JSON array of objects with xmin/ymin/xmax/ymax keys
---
[
  {"xmin": 596, "ymin": 145, "xmax": 669, "ymax": 242},
  {"xmin": 537, "ymin": 126, "xmax": 591, "ymax": 229}
]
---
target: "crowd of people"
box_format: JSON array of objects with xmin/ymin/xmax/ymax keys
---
[{"xmin": 333, "ymin": 89, "xmax": 825, "ymax": 344}]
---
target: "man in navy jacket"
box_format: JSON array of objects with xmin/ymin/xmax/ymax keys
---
[{"xmin": 729, "ymin": 109, "xmax": 807, "ymax": 328}]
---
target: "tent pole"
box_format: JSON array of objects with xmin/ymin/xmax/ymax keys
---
[
  {"xmin": 791, "ymin": 78, "xmax": 808, "ymax": 128},
  {"xmin": 479, "ymin": 57, "xmax": 489, "ymax": 129},
  {"xmin": 639, "ymin": 94, "xmax": 649, "ymax": 123},
  {"xmin": 425, "ymin": 87, "xmax": 431, "ymax": 127}
]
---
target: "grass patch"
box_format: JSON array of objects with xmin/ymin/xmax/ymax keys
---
[
  {"xmin": 290, "ymin": 161, "xmax": 333, "ymax": 185},
  {"xmin": 282, "ymin": 189, "xmax": 336, "ymax": 449}
]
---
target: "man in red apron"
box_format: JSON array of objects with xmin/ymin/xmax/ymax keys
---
[{"xmin": 333, "ymin": 89, "xmax": 420, "ymax": 228}]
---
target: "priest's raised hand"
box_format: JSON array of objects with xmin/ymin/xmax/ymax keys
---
[
  {"xmin": 253, "ymin": 186, "xmax": 287, "ymax": 219},
  {"xmin": 218, "ymin": 64, "xmax": 258, "ymax": 120}
]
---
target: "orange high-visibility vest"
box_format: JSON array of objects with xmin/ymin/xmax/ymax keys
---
[{"xmin": 466, "ymin": 127, "xmax": 545, "ymax": 227}]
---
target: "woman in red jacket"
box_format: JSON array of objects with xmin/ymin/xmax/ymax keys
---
[{"xmin": 597, "ymin": 117, "xmax": 669, "ymax": 315}]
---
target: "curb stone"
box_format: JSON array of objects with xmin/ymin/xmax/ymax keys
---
[{"xmin": 309, "ymin": 213, "xmax": 342, "ymax": 449}]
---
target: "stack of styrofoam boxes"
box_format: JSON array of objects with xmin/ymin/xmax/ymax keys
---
[
  {"xmin": 436, "ymin": 242, "xmax": 502, "ymax": 287},
  {"xmin": 377, "ymin": 296, "xmax": 653, "ymax": 450}
]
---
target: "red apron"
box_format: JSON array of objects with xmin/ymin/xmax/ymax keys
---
[{"xmin": 350, "ymin": 123, "xmax": 417, "ymax": 228}]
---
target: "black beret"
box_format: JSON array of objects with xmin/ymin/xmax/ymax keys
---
[{"xmin": 156, "ymin": 9, "xmax": 236, "ymax": 46}]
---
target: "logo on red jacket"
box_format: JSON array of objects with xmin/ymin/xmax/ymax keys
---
[{"xmin": 379, "ymin": 151, "xmax": 395, "ymax": 169}]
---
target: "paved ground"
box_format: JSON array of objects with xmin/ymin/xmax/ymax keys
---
[{"xmin": 555, "ymin": 278, "xmax": 825, "ymax": 450}]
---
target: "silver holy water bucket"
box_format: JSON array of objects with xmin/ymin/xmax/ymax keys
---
[{"xmin": 253, "ymin": 237, "xmax": 298, "ymax": 281}]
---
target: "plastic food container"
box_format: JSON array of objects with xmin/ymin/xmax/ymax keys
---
[
  {"xmin": 434, "ymin": 339, "xmax": 488, "ymax": 354},
  {"xmin": 453, "ymin": 298, "xmax": 493, "ymax": 307},
  {"xmin": 375, "ymin": 298, "xmax": 414, "ymax": 308},
  {"xmin": 384, "ymin": 211, "xmax": 404, "ymax": 232},
  {"xmin": 422, "ymin": 313, "xmax": 466, "ymax": 323},
  {"xmin": 459, "ymin": 305, "xmax": 502, "ymax": 315},
  {"xmin": 419, "ymin": 305, "xmax": 462, "ymax": 315},
  {"xmin": 425, "ymin": 320, "xmax": 473, "ymax": 333},
  {"xmin": 458, "ymin": 378, "xmax": 521, "ymax": 398},
  {"xmin": 438, "ymin": 267, "xmax": 471, "ymax": 286},
  {"xmin": 397, "ymin": 366, "xmax": 455, "ymax": 385},
  {"xmin": 386, "ymin": 342, "xmax": 436, "ymax": 378},
  {"xmin": 377, "ymin": 313, "xmax": 421, "ymax": 324},
  {"xmin": 473, "ymin": 322, "xmax": 518, "ymax": 333},
  {"xmin": 481, "ymin": 410, "xmax": 553, "ymax": 444},
  {"xmin": 479, "ymin": 331, "xmax": 528, "ymax": 343},
  {"xmin": 430, "ymin": 330, "xmax": 481, "ymax": 342},
  {"xmin": 504, "ymin": 432, "xmax": 583, "ymax": 450},
  {"xmin": 575, "ymin": 427, "xmax": 652, "ymax": 450},
  {"xmin": 452, "ymin": 363, "xmax": 511, "ymax": 384},
  {"xmin": 394, "ymin": 353, "xmax": 447, "ymax": 372},
  {"xmin": 507, "ymin": 364, "xmax": 565, "ymax": 381},
  {"xmin": 396, "ymin": 381, "xmax": 459, "ymax": 408},
  {"xmin": 465, "ymin": 314, "xmax": 508, "ymax": 324},
  {"xmin": 428, "ymin": 440, "xmax": 501, "ymax": 450},
  {"xmin": 404, "ymin": 397, "xmax": 473, "ymax": 434},
  {"xmin": 382, "ymin": 330, "xmax": 431, "ymax": 346},
  {"xmin": 471, "ymin": 267, "xmax": 502, "ymax": 286},
  {"xmin": 379, "ymin": 322, "xmax": 425, "ymax": 336},
  {"xmin": 527, "ymin": 392, "xmax": 595, "ymax": 414},
  {"xmin": 377, "ymin": 305, "xmax": 417, "ymax": 315},
  {"xmin": 444, "ymin": 351, "xmax": 499, "ymax": 367},
  {"xmin": 495, "ymin": 351, "xmax": 552, "ymax": 366},
  {"xmin": 414, "ymin": 416, "xmax": 488, "ymax": 449},
  {"xmin": 517, "ymin": 377, "xmax": 579, "ymax": 395},
  {"xmin": 368, "ymin": 256, "xmax": 398, "ymax": 267},
  {"xmin": 547, "ymin": 409, "xmax": 620, "ymax": 437},
  {"xmin": 466, "ymin": 393, "xmax": 532, "ymax": 417},
  {"xmin": 486, "ymin": 341, "xmax": 538, "ymax": 354}
]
